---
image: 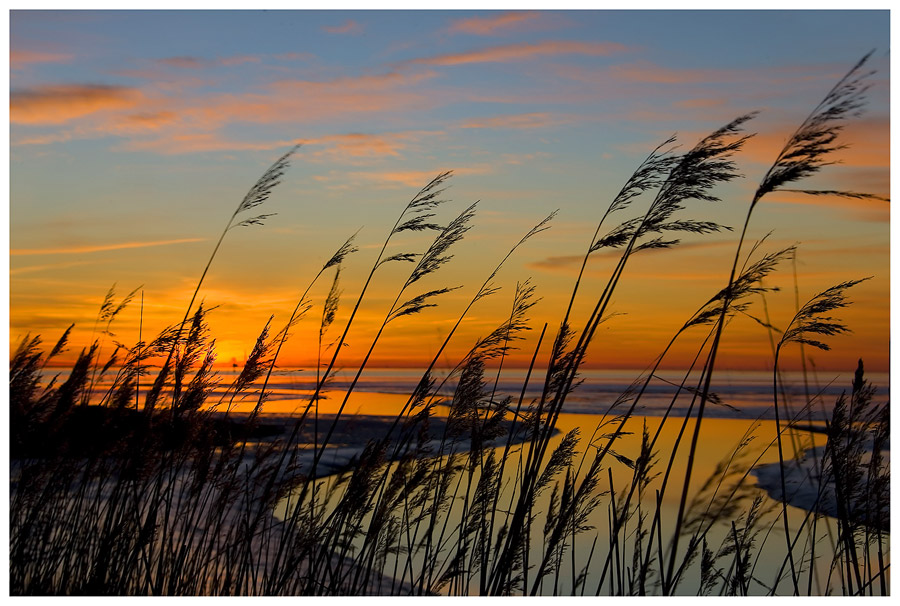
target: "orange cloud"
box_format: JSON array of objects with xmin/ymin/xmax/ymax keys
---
[
  {"xmin": 14, "ymin": 132, "xmax": 74, "ymax": 146},
  {"xmin": 299, "ymin": 132, "xmax": 438, "ymax": 160},
  {"xmin": 11, "ymin": 237, "xmax": 206, "ymax": 256},
  {"xmin": 836, "ymin": 117, "xmax": 892, "ymax": 167},
  {"xmin": 12, "ymin": 70, "xmax": 440, "ymax": 153},
  {"xmin": 368, "ymin": 170, "xmax": 453, "ymax": 188},
  {"xmin": 10, "ymin": 50, "xmax": 73, "ymax": 69},
  {"xmin": 500, "ymin": 151, "xmax": 552, "ymax": 165},
  {"xmin": 460, "ymin": 112, "xmax": 564, "ymax": 130},
  {"xmin": 323, "ymin": 20, "xmax": 363, "ymax": 34},
  {"xmin": 122, "ymin": 111, "xmax": 178, "ymax": 130},
  {"xmin": 741, "ymin": 115, "xmax": 890, "ymax": 169},
  {"xmin": 122, "ymin": 133, "xmax": 296, "ymax": 155},
  {"xmin": 13, "ymin": 110, "xmax": 180, "ymax": 146},
  {"xmin": 354, "ymin": 165, "xmax": 493, "ymax": 188},
  {"xmin": 174, "ymin": 71, "xmax": 438, "ymax": 129},
  {"xmin": 764, "ymin": 190, "xmax": 889, "ymax": 223},
  {"xmin": 410, "ymin": 40, "xmax": 627, "ymax": 66},
  {"xmin": 271, "ymin": 70, "xmax": 434, "ymax": 95},
  {"xmin": 124, "ymin": 129, "xmax": 441, "ymax": 158},
  {"xmin": 448, "ymin": 11, "xmax": 542, "ymax": 35},
  {"xmin": 10, "ymin": 84, "xmax": 142, "ymax": 125}
]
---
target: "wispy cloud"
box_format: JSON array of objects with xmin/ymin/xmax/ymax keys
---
[
  {"xmin": 610, "ymin": 61, "xmax": 731, "ymax": 84},
  {"xmin": 157, "ymin": 54, "xmax": 262, "ymax": 69},
  {"xmin": 765, "ymin": 189, "xmax": 889, "ymax": 223},
  {"xmin": 448, "ymin": 11, "xmax": 543, "ymax": 35},
  {"xmin": 323, "ymin": 20, "xmax": 363, "ymax": 35},
  {"xmin": 303, "ymin": 133, "xmax": 403, "ymax": 157},
  {"xmin": 299, "ymin": 130, "xmax": 445, "ymax": 163},
  {"xmin": 121, "ymin": 111, "xmax": 178, "ymax": 130},
  {"xmin": 121, "ymin": 133, "xmax": 295, "ymax": 155},
  {"xmin": 740, "ymin": 115, "xmax": 890, "ymax": 169},
  {"xmin": 409, "ymin": 40, "xmax": 627, "ymax": 66},
  {"xmin": 14, "ymin": 131, "xmax": 75, "ymax": 146},
  {"xmin": 10, "ymin": 260, "xmax": 93, "ymax": 276},
  {"xmin": 349, "ymin": 165, "xmax": 493, "ymax": 188},
  {"xmin": 11, "ymin": 237, "xmax": 207, "ymax": 256},
  {"xmin": 364, "ymin": 170, "xmax": 455, "ymax": 188},
  {"xmin": 122, "ymin": 129, "xmax": 443, "ymax": 158},
  {"xmin": 14, "ymin": 110, "xmax": 181, "ymax": 147},
  {"xmin": 158, "ymin": 55, "xmax": 205, "ymax": 69},
  {"xmin": 10, "ymin": 84, "xmax": 143, "ymax": 125},
  {"xmin": 10, "ymin": 49, "xmax": 73, "ymax": 69},
  {"xmin": 12, "ymin": 70, "xmax": 441, "ymax": 154},
  {"xmin": 460, "ymin": 112, "xmax": 567, "ymax": 130},
  {"xmin": 219, "ymin": 55, "xmax": 261, "ymax": 66},
  {"xmin": 500, "ymin": 151, "xmax": 552, "ymax": 165},
  {"xmin": 139, "ymin": 71, "xmax": 435, "ymax": 137}
]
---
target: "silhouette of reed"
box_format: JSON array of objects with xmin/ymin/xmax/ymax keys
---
[{"xmin": 9, "ymin": 54, "xmax": 888, "ymax": 596}]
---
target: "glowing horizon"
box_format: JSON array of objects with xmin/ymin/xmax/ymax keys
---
[{"xmin": 9, "ymin": 10, "xmax": 890, "ymax": 376}]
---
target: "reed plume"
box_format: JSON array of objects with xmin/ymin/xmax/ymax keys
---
[{"xmin": 668, "ymin": 54, "xmax": 878, "ymax": 596}]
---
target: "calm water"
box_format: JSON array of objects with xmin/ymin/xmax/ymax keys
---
[
  {"xmin": 183, "ymin": 366, "xmax": 888, "ymax": 420},
  {"xmin": 274, "ymin": 411, "xmax": 888, "ymax": 595},
  {"xmin": 255, "ymin": 366, "xmax": 888, "ymax": 594}
]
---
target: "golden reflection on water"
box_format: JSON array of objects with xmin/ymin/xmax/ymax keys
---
[{"xmin": 271, "ymin": 401, "xmax": 851, "ymax": 594}]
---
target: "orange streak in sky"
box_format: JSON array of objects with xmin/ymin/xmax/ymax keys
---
[
  {"xmin": 11, "ymin": 84, "xmax": 143, "ymax": 125},
  {"xmin": 411, "ymin": 40, "xmax": 627, "ymax": 66},
  {"xmin": 11, "ymin": 237, "xmax": 206, "ymax": 256}
]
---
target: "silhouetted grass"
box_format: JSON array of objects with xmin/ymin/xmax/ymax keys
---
[{"xmin": 9, "ymin": 54, "xmax": 889, "ymax": 596}]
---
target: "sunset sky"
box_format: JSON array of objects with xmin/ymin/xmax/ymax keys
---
[{"xmin": 8, "ymin": 9, "xmax": 891, "ymax": 375}]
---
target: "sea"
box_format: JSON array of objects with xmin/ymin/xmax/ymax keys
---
[{"xmin": 210, "ymin": 366, "xmax": 889, "ymax": 422}]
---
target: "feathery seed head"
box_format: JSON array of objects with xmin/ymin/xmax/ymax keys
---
[
  {"xmin": 651, "ymin": 113, "xmax": 756, "ymax": 217},
  {"xmin": 395, "ymin": 213, "xmax": 444, "ymax": 233},
  {"xmin": 779, "ymin": 277, "xmax": 871, "ymax": 351},
  {"xmin": 754, "ymin": 52, "xmax": 874, "ymax": 205},
  {"xmin": 233, "ymin": 213, "xmax": 277, "ymax": 228},
  {"xmin": 607, "ymin": 136, "xmax": 679, "ymax": 216},
  {"xmin": 405, "ymin": 170, "xmax": 453, "ymax": 214},
  {"xmin": 684, "ymin": 245, "xmax": 796, "ymax": 330},
  {"xmin": 406, "ymin": 201, "xmax": 477, "ymax": 287},
  {"xmin": 389, "ymin": 286, "xmax": 461, "ymax": 323},
  {"xmin": 236, "ymin": 144, "xmax": 300, "ymax": 215},
  {"xmin": 320, "ymin": 266, "xmax": 342, "ymax": 337},
  {"xmin": 324, "ymin": 233, "xmax": 359, "ymax": 270},
  {"xmin": 377, "ymin": 252, "xmax": 419, "ymax": 268}
]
